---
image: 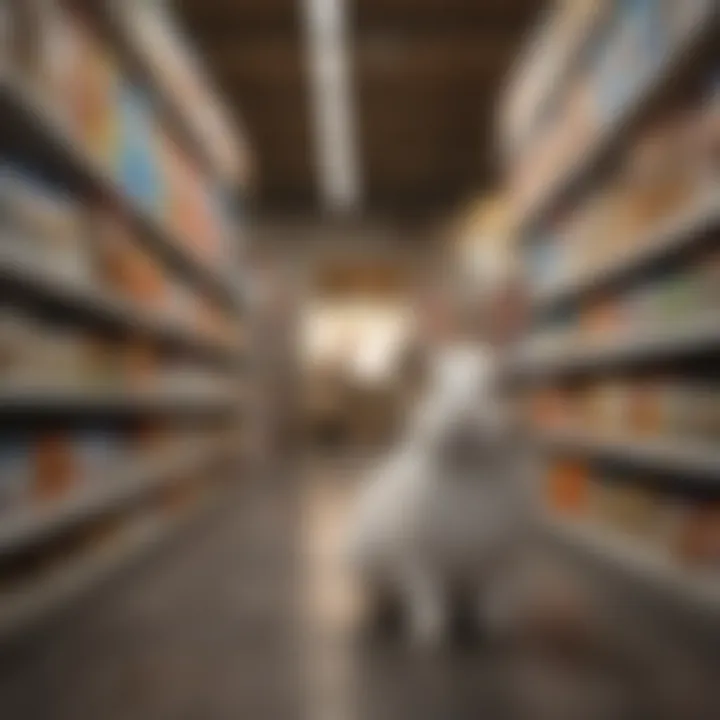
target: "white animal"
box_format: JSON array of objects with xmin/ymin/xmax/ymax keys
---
[{"xmin": 346, "ymin": 344, "xmax": 531, "ymax": 645}]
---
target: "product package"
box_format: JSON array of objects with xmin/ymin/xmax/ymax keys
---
[
  {"xmin": 0, "ymin": 165, "xmax": 91, "ymax": 284},
  {"xmin": 32, "ymin": 432, "xmax": 76, "ymax": 504},
  {"xmin": 0, "ymin": 434, "xmax": 33, "ymax": 516},
  {"xmin": 73, "ymin": 428, "xmax": 127, "ymax": 488},
  {"xmin": 117, "ymin": 81, "xmax": 161, "ymax": 216}
]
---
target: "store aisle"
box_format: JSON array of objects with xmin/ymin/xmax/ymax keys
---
[
  {"xmin": 0, "ymin": 472, "xmax": 304, "ymax": 720},
  {"xmin": 0, "ymin": 463, "xmax": 717, "ymax": 720}
]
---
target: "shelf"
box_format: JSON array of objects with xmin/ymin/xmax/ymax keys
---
[
  {"xmin": 0, "ymin": 76, "xmax": 243, "ymax": 315},
  {"xmin": 511, "ymin": 316, "xmax": 720, "ymax": 380},
  {"xmin": 538, "ymin": 432, "xmax": 720, "ymax": 482},
  {"xmin": 84, "ymin": 1, "xmax": 241, "ymax": 188},
  {"xmin": 0, "ymin": 246, "xmax": 244, "ymax": 368},
  {"xmin": 0, "ymin": 387, "xmax": 240, "ymax": 419},
  {"xmin": 544, "ymin": 516, "xmax": 720, "ymax": 619},
  {"xmin": 533, "ymin": 190, "xmax": 720, "ymax": 315},
  {"xmin": 0, "ymin": 513, "xmax": 179, "ymax": 642},
  {"xmin": 0, "ymin": 439, "xmax": 240, "ymax": 559},
  {"xmin": 517, "ymin": 4, "xmax": 719, "ymax": 241}
]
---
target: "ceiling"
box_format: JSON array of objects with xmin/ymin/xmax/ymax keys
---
[{"xmin": 176, "ymin": 0, "xmax": 543, "ymax": 220}]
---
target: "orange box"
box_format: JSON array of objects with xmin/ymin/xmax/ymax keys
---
[{"xmin": 546, "ymin": 460, "xmax": 591, "ymax": 516}]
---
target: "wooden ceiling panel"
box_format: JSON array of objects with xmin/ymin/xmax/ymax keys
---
[{"xmin": 177, "ymin": 0, "xmax": 543, "ymax": 218}]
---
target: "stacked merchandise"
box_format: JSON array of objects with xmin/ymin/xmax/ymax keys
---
[
  {"xmin": 523, "ymin": 242, "xmax": 720, "ymax": 361},
  {"xmin": 0, "ymin": 0, "xmax": 247, "ymax": 640},
  {"xmin": 0, "ymin": 168, "xmax": 235, "ymax": 344},
  {"xmin": 546, "ymin": 460, "xmax": 720, "ymax": 573},
  {"xmin": 529, "ymin": 77, "xmax": 720, "ymax": 300},
  {"xmin": 0, "ymin": 421, "xmax": 239, "ymax": 523},
  {"xmin": 504, "ymin": 2, "xmax": 720, "ymax": 607},
  {"xmin": 507, "ymin": 0, "xmax": 713, "ymax": 222},
  {"xmin": 120, "ymin": 2, "xmax": 246, "ymax": 186},
  {"xmin": 5, "ymin": 0, "xmax": 233, "ymax": 270},
  {"xmin": 529, "ymin": 380, "xmax": 720, "ymax": 446}
]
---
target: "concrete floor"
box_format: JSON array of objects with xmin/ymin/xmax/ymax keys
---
[{"xmin": 0, "ymin": 462, "xmax": 717, "ymax": 720}]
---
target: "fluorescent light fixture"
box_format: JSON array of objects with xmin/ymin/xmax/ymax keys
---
[{"xmin": 303, "ymin": 0, "xmax": 361, "ymax": 213}]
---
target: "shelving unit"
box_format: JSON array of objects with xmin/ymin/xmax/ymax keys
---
[
  {"xmin": 0, "ymin": 245, "xmax": 244, "ymax": 367},
  {"xmin": 511, "ymin": 314, "xmax": 720, "ymax": 380},
  {"xmin": 0, "ymin": 492, "xmax": 231, "ymax": 643},
  {"xmin": 0, "ymin": 386, "xmax": 240, "ymax": 419},
  {"xmin": 538, "ymin": 432, "xmax": 720, "ymax": 484},
  {"xmin": 83, "ymin": 0, "xmax": 246, "ymax": 187},
  {"xmin": 0, "ymin": 77, "xmax": 244, "ymax": 314},
  {"xmin": 514, "ymin": 1, "xmax": 718, "ymax": 241},
  {"xmin": 504, "ymin": 2, "xmax": 720, "ymax": 619},
  {"xmin": 544, "ymin": 516, "xmax": 720, "ymax": 619},
  {"xmin": 0, "ymin": 0, "xmax": 250, "ymax": 640},
  {"xmin": 532, "ymin": 189, "xmax": 720, "ymax": 316},
  {"xmin": 0, "ymin": 438, "xmax": 240, "ymax": 558}
]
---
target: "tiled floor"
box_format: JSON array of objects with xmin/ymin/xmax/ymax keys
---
[{"xmin": 0, "ymin": 462, "xmax": 716, "ymax": 720}]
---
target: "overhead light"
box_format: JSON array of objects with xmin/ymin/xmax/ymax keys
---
[{"xmin": 303, "ymin": 0, "xmax": 361, "ymax": 213}]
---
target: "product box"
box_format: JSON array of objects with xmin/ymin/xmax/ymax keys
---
[
  {"xmin": 4, "ymin": 0, "xmax": 45, "ymax": 83},
  {"xmin": 0, "ymin": 0, "xmax": 9, "ymax": 76},
  {"xmin": 84, "ymin": 337, "xmax": 126, "ymax": 390},
  {"xmin": 0, "ymin": 434, "xmax": 33, "ymax": 515},
  {"xmin": 123, "ymin": 341, "xmax": 158, "ymax": 391},
  {"xmin": 546, "ymin": 460, "xmax": 591, "ymax": 516},
  {"xmin": 90, "ymin": 208, "xmax": 167, "ymax": 309},
  {"xmin": 0, "ymin": 312, "xmax": 92, "ymax": 389},
  {"xmin": 676, "ymin": 502, "xmax": 720, "ymax": 568},
  {"xmin": 33, "ymin": 432, "xmax": 76, "ymax": 504},
  {"xmin": 34, "ymin": 0, "xmax": 93, "ymax": 136},
  {"xmin": 117, "ymin": 81, "xmax": 161, "ymax": 215},
  {"xmin": 80, "ymin": 39, "xmax": 119, "ymax": 166},
  {"xmin": 661, "ymin": 0, "xmax": 713, "ymax": 49},
  {"xmin": 0, "ymin": 165, "xmax": 91, "ymax": 284},
  {"xmin": 0, "ymin": 310, "xmax": 36, "ymax": 385},
  {"xmin": 73, "ymin": 429, "xmax": 126, "ymax": 487}
]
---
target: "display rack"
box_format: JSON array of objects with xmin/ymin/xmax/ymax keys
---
[
  {"xmin": 544, "ymin": 516, "xmax": 720, "ymax": 618},
  {"xmin": 512, "ymin": 1, "xmax": 718, "ymax": 240},
  {"xmin": 0, "ymin": 78, "xmax": 244, "ymax": 313},
  {"xmin": 538, "ymin": 432, "xmax": 720, "ymax": 485},
  {"xmin": 0, "ymin": 0, "xmax": 249, "ymax": 638},
  {"xmin": 83, "ymin": 0, "xmax": 247, "ymax": 187},
  {"xmin": 0, "ymin": 244, "xmax": 244, "ymax": 367},
  {"xmin": 0, "ymin": 438, "xmax": 240, "ymax": 559},
  {"xmin": 504, "ymin": 2, "xmax": 720, "ymax": 619}
]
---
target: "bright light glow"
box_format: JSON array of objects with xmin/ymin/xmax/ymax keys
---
[
  {"xmin": 303, "ymin": 0, "xmax": 361, "ymax": 213},
  {"xmin": 301, "ymin": 301, "xmax": 413, "ymax": 386}
]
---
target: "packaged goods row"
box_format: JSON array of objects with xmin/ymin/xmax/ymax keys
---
[
  {"xmin": 524, "ymin": 245, "xmax": 720, "ymax": 359},
  {"xmin": 0, "ymin": 309, "xmax": 235, "ymax": 393},
  {"xmin": 511, "ymin": 0, "xmax": 714, "ymax": 221},
  {"xmin": 0, "ymin": 476, "xmax": 222, "ymax": 632},
  {"xmin": 531, "ymin": 90, "xmax": 720, "ymax": 296},
  {"xmin": 3, "ymin": 0, "xmax": 233, "ymax": 269},
  {"xmin": 0, "ymin": 164, "xmax": 236, "ymax": 343},
  {"xmin": 529, "ymin": 379, "xmax": 720, "ymax": 443},
  {"xmin": 546, "ymin": 459, "xmax": 720, "ymax": 571},
  {"xmin": 119, "ymin": 2, "xmax": 244, "ymax": 184},
  {"xmin": 0, "ymin": 422, "xmax": 236, "ymax": 521},
  {"xmin": 529, "ymin": 79, "xmax": 720, "ymax": 297}
]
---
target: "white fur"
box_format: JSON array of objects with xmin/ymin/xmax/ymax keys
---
[{"xmin": 346, "ymin": 344, "xmax": 527, "ymax": 644}]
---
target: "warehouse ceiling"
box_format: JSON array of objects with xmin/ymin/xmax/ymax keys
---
[{"xmin": 176, "ymin": 0, "xmax": 543, "ymax": 219}]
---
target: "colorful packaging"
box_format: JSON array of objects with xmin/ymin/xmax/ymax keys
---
[
  {"xmin": 33, "ymin": 433, "xmax": 76, "ymax": 504},
  {"xmin": 90, "ymin": 208, "xmax": 167, "ymax": 309},
  {"xmin": 547, "ymin": 460, "xmax": 591, "ymax": 516},
  {"xmin": 676, "ymin": 502, "xmax": 720, "ymax": 568},
  {"xmin": 0, "ymin": 166, "xmax": 91, "ymax": 283},
  {"xmin": 117, "ymin": 81, "xmax": 161, "ymax": 215}
]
